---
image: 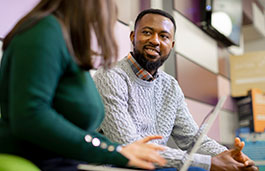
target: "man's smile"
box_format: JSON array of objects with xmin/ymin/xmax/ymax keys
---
[{"xmin": 144, "ymin": 46, "xmax": 160, "ymax": 57}]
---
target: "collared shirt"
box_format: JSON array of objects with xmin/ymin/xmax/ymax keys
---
[{"xmin": 127, "ymin": 53, "xmax": 158, "ymax": 82}]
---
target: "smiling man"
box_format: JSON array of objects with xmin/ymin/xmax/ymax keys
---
[
  {"xmin": 131, "ymin": 10, "xmax": 175, "ymax": 77},
  {"xmin": 94, "ymin": 9, "xmax": 257, "ymax": 171}
]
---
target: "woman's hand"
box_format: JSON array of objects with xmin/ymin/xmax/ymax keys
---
[{"xmin": 119, "ymin": 135, "xmax": 166, "ymax": 170}]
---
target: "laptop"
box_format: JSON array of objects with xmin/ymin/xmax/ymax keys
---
[
  {"xmin": 77, "ymin": 164, "xmax": 142, "ymax": 171},
  {"xmin": 78, "ymin": 96, "xmax": 227, "ymax": 171},
  {"xmin": 179, "ymin": 95, "xmax": 227, "ymax": 171}
]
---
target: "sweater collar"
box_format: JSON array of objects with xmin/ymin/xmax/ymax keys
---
[{"xmin": 127, "ymin": 53, "xmax": 158, "ymax": 82}]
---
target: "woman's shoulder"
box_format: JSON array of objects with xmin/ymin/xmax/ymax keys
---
[
  {"xmin": 12, "ymin": 15, "xmax": 64, "ymax": 46},
  {"xmin": 5, "ymin": 15, "xmax": 69, "ymax": 64},
  {"xmin": 34, "ymin": 15, "xmax": 61, "ymax": 33},
  {"xmin": 5, "ymin": 15, "xmax": 69, "ymax": 66}
]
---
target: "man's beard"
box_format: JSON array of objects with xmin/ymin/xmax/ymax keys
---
[{"xmin": 132, "ymin": 48, "xmax": 170, "ymax": 74}]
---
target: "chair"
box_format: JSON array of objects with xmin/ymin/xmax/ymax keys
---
[{"xmin": 0, "ymin": 153, "xmax": 40, "ymax": 171}]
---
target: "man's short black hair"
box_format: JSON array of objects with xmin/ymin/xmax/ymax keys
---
[{"xmin": 134, "ymin": 8, "xmax": 176, "ymax": 33}]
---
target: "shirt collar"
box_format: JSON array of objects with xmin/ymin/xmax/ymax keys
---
[{"xmin": 127, "ymin": 53, "xmax": 158, "ymax": 82}]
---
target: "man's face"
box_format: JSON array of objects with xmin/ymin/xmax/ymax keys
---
[{"xmin": 130, "ymin": 13, "xmax": 175, "ymax": 74}]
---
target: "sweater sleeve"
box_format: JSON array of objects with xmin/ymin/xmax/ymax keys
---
[{"xmin": 8, "ymin": 16, "xmax": 128, "ymax": 166}]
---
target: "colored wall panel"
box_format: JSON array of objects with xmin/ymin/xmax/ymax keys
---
[
  {"xmin": 176, "ymin": 54, "xmax": 218, "ymax": 105},
  {"xmin": 185, "ymin": 98, "xmax": 220, "ymax": 142},
  {"xmin": 217, "ymin": 75, "xmax": 237, "ymax": 112}
]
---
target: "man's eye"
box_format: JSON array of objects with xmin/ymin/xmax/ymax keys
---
[
  {"xmin": 143, "ymin": 31, "xmax": 151, "ymax": 35},
  {"xmin": 161, "ymin": 35, "xmax": 169, "ymax": 39}
]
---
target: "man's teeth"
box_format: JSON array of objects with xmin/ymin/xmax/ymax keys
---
[{"xmin": 146, "ymin": 49, "xmax": 158, "ymax": 53}]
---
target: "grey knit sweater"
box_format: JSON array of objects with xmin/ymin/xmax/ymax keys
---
[{"xmin": 94, "ymin": 57, "xmax": 227, "ymax": 170}]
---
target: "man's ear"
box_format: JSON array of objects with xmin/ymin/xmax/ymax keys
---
[
  {"xmin": 171, "ymin": 40, "xmax": 175, "ymax": 48},
  {"xmin": 130, "ymin": 31, "xmax": 135, "ymax": 45}
]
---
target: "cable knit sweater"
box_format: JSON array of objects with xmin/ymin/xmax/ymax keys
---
[{"xmin": 94, "ymin": 57, "xmax": 227, "ymax": 170}]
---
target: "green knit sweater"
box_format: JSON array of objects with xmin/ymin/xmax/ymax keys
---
[{"xmin": 0, "ymin": 15, "xmax": 128, "ymax": 166}]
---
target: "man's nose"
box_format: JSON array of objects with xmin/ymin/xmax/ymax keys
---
[{"xmin": 149, "ymin": 34, "xmax": 160, "ymax": 46}]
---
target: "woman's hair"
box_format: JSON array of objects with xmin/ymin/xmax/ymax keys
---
[{"xmin": 3, "ymin": 0, "xmax": 118, "ymax": 70}]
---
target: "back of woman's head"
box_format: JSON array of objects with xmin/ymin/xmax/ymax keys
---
[{"xmin": 3, "ymin": 0, "xmax": 118, "ymax": 70}]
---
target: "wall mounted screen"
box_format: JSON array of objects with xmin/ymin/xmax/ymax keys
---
[{"xmin": 173, "ymin": 0, "xmax": 243, "ymax": 46}]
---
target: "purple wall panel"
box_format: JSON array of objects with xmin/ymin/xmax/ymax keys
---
[
  {"xmin": 173, "ymin": 0, "xmax": 202, "ymax": 24},
  {"xmin": 176, "ymin": 54, "xmax": 218, "ymax": 105},
  {"xmin": 140, "ymin": 0, "xmax": 151, "ymax": 12},
  {"xmin": 186, "ymin": 98, "xmax": 220, "ymax": 141}
]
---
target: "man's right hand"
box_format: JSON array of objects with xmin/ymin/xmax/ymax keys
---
[{"xmin": 210, "ymin": 137, "xmax": 258, "ymax": 171}]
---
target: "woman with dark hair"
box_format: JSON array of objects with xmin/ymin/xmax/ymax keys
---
[{"xmin": 0, "ymin": 0, "xmax": 166, "ymax": 170}]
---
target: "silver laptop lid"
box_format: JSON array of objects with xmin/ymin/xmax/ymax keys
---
[{"xmin": 180, "ymin": 96, "xmax": 227, "ymax": 171}]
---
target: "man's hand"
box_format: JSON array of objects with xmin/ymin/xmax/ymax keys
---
[
  {"xmin": 231, "ymin": 137, "xmax": 256, "ymax": 167},
  {"xmin": 210, "ymin": 137, "xmax": 258, "ymax": 171}
]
